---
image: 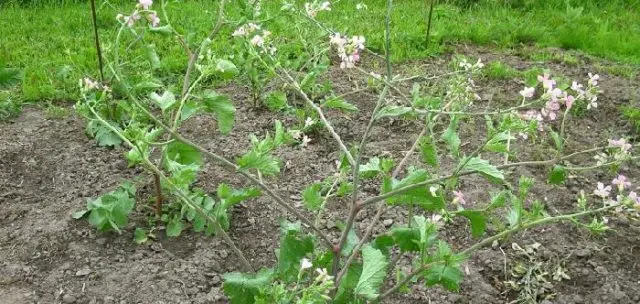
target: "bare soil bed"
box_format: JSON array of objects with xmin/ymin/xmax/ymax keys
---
[{"xmin": 1, "ymin": 46, "xmax": 639, "ymax": 304}]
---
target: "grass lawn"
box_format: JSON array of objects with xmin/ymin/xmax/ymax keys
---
[{"xmin": 1, "ymin": 0, "xmax": 639, "ymax": 102}]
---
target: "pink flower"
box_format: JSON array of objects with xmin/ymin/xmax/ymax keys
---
[
  {"xmin": 628, "ymin": 192, "xmax": 639, "ymax": 204},
  {"xmin": 519, "ymin": 87, "xmax": 535, "ymax": 98},
  {"xmin": 148, "ymin": 12, "xmax": 160, "ymax": 27},
  {"xmin": 250, "ymin": 35, "xmax": 265, "ymax": 46},
  {"xmin": 537, "ymin": 73, "xmax": 556, "ymax": 90},
  {"xmin": 593, "ymin": 182, "xmax": 611, "ymax": 198},
  {"xmin": 125, "ymin": 12, "xmax": 141, "ymax": 27},
  {"xmin": 452, "ymin": 190, "xmax": 466, "ymax": 205},
  {"xmin": 564, "ymin": 95, "xmax": 575, "ymax": 109},
  {"xmin": 612, "ymin": 175, "xmax": 631, "ymax": 190},
  {"xmin": 608, "ymin": 138, "xmax": 632, "ymax": 153},
  {"xmin": 138, "ymin": 0, "xmax": 153, "ymax": 10},
  {"xmin": 571, "ymin": 81, "xmax": 583, "ymax": 91}
]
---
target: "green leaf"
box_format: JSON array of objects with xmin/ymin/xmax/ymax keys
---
[
  {"xmin": 322, "ymin": 96, "xmax": 358, "ymax": 112},
  {"xmin": 458, "ymin": 157, "xmax": 504, "ymax": 182},
  {"xmin": 441, "ymin": 118, "xmax": 461, "ymax": 157},
  {"xmin": 72, "ymin": 209, "xmax": 89, "ymax": 219},
  {"xmin": 340, "ymin": 226, "xmax": 359, "ymax": 257},
  {"xmin": 372, "ymin": 235, "xmax": 394, "ymax": 255},
  {"xmin": 549, "ymin": 130, "xmax": 563, "ymax": 153},
  {"xmin": 457, "ymin": 210, "xmax": 486, "ymax": 238},
  {"xmin": 375, "ymin": 106, "xmax": 413, "ymax": 120},
  {"xmin": 277, "ymin": 223, "xmax": 314, "ymax": 281},
  {"xmin": 134, "ymin": 228, "xmax": 148, "ymax": 244},
  {"xmin": 335, "ymin": 263, "xmax": 363, "ymax": 304},
  {"xmin": 383, "ymin": 169, "xmax": 445, "ymax": 211},
  {"xmin": 149, "ymin": 91, "xmax": 176, "ymax": 112},
  {"xmin": 355, "ymin": 245, "xmax": 388, "ymax": 300},
  {"xmin": 485, "ymin": 131, "xmax": 514, "ymax": 153},
  {"xmin": 203, "ymin": 90, "xmax": 236, "ymax": 134},
  {"xmin": 302, "ymin": 184, "xmax": 323, "ymax": 211},
  {"xmin": 223, "ymin": 269, "xmax": 274, "ymax": 304},
  {"xmin": 391, "ymin": 227, "xmax": 421, "ymax": 252},
  {"xmin": 166, "ymin": 216, "xmax": 184, "ymax": 237},
  {"xmin": 218, "ymin": 184, "xmax": 261, "ymax": 207},
  {"xmin": 88, "ymin": 121, "xmax": 123, "ymax": 147},
  {"xmin": 181, "ymin": 100, "xmax": 199, "ymax": 121},
  {"xmin": 424, "ymin": 264, "xmax": 464, "ymax": 291},
  {"xmin": 215, "ymin": 59, "xmax": 239, "ymax": 80},
  {"xmin": 548, "ymin": 165, "xmax": 566, "ymax": 185},
  {"xmin": 237, "ymin": 151, "xmax": 280, "ymax": 176},
  {"xmin": 148, "ymin": 24, "xmax": 173, "ymax": 35},
  {"xmin": 359, "ymin": 157, "xmax": 382, "ymax": 178},
  {"xmin": 166, "ymin": 141, "xmax": 202, "ymax": 165},
  {"xmin": 419, "ymin": 136, "xmax": 439, "ymax": 167},
  {"xmin": 143, "ymin": 44, "xmax": 161, "ymax": 70}
]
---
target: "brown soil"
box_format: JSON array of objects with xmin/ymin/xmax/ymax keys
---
[{"xmin": 1, "ymin": 46, "xmax": 639, "ymax": 304}]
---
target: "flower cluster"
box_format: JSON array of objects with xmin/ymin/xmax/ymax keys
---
[
  {"xmin": 79, "ymin": 77, "xmax": 110, "ymax": 93},
  {"xmin": 116, "ymin": 0, "xmax": 160, "ymax": 28},
  {"xmin": 444, "ymin": 58, "xmax": 483, "ymax": 110},
  {"xmin": 304, "ymin": 1, "xmax": 331, "ymax": 18},
  {"xmin": 329, "ymin": 33, "xmax": 365, "ymax": 69},
  {"xmin": 518, "ymin": 72, "xmax": 602, "ymax": 130},
  {"xmin": 593, "ymin": 174, "xmax": 640, "ymax": 213},
  {"xmin": 232, "ymin": 23, "xmax": 276, "ymax": 54}
]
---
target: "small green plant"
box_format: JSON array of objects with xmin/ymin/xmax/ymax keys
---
[
  {"xmin": 622, "ymin": 105, "xmax": 640, "ymax": 133},
  {"xmin": 44, "ymin": 103, "xmax": 69, "ymax": 119},
  {"xmin": 72, "ymin": 182, "xmax": 137, "ymax": 233}
]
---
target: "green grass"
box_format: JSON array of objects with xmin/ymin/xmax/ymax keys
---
[
  {"xmin": 483, "ymin": 61, "xmax": 518, "ymax": 80},
  {"xmin": 1, "ymin": 0, "xmax": 640, "ymax": 102}
]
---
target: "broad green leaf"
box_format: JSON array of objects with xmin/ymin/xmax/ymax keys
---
[
  {"xmin": 165, "ymin": 158, "xmax": 199, "ymax": 188},
  {"xmin": 166, "ymin": 216, "xmax": 183, "ymax": 237},
  {"xmin": 340, "ymin": 226, "xmax": 359, "ymax": 257},
  {"xmin": 149, "ymin": 91, "xmax": 176, "ymax": 112},
  {"xmin": 218, "ymin": 184, "xmax": 261, "ymax": 207},
  {"xmin": 441, "ymin": 118, "xmax": 461, "ymax": 157},
  {"xmin": 203, "ymin": 90, "xmax": 236, "ymax": 134},
  {"xmin": 458, "ymin": 157, "xmax": 504, "ymax": 181},
  {"xmin": 359, "ymin": 157, "xmax": 382, "ymax": 178},
  {"xmin": 457, "ymin": 210, "xmax": 487, "ymax": 238},
  {"xmin": 391, "ymin": 227, "xmax": 421, "ymax": 252},
  {"xmin": 143, "ymin": 44, "xmax": 161, "ymax": 70},
  {"xmin": 133, "ymin": 80, "xmax": 163, "ymax": 94},
  {"xmin": 548, "ymin": 165, "xmax": 566, "ymax": 185},
  {"xmin": 237, "ymin": 151, "xmax": 280, "ymax": 176},
  {"xmin": 488, "ymin": 190, "xmax": 509, "ymax": 209},
  {"xmin": 375, "ymin": 106, "xmax": 413, "ymax": 120},
  {"xmin": 383, "ymin": 169, "xmax": 445, "ymax": 211},
  {"xmin": 166, "ymin": 141, "xmax": 202, "ymax": 165},
  {"xmin": 322, "ymin": 96, "xmax": 358, "ymax": 112},
  {"xmin": 424, "ymin": 264, "xmax": 464, "ymax": 291},
  {"xmin": 108, "ymin": 192, "xmax": 135, "ymax": 228},
  {"xmin": 277, "ymin": 224, "xmax": 314, "ymax": 281},
  {"xmin": 355, "ymin": 245, "xmax": 388, "ymax": 300},
  {"xmin": 180, "ymin": 100, "xmax": 199, "ymax": 121},
  {"xmin": 215, "ymin": 59, "xmax": 239, "ymax": 80},
  {"xmin": 223, "ymin": 269, "xmax": 274, "ymax": 304},
  {"xmin": 93, "ymin": 124, "xmax": 122, "ymax": 147},
  {"xmin": 302, "ymin": 184, "xmax": 323, "ymax": 211},
  {"xmin": 372, "ymin": 235, "xmax": 394, "ymax": 255},
  {"xmin": 485, "ymin": 131, "xmax": 514, "ymax": 153},
  {"xmin": 419, "ymin": 136, "xmax": 439, "ymax": 167},
  {"xmin": 72, "ymin": 209, "xmax": 89, "ymax": 219},
  {"xmin": 134, "ymin": 228, "xmax": 148, "ymax": 244},
  {"xmin": 335, "ymin": 263, "xmax": 363, "ymax": 304}
]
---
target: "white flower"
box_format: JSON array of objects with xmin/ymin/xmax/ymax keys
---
[
  {"xmin": 301, "ymin": 135, "xmax": 312, "ymax": 147},
  {"xmin": 250, "ymin": 35, "xmax": 265, "ymax": 46},
  {"xmin": 429, "ymin": 186, "xmax": 439, "ymax": 197},
  {"xmin": 315, "ymin": 268, "xmax": 333, "ymax": 283},
  {"xmin": 519, "ymin": 87, "xmax": 535, "ymax": 98},
  {"xmin": 593, "ymin": 182, "xmax": 611, "ymax": 198},
  {"xmin": 300, "ymin": 258, "xmax": 313, "ymax": 270},
  {"xmin": 304, "ymin": 117, "xmax": 315, "ymax": 128},
  {"xmin": 588, "ymin": 73, "xmax": 600, "ymax": 86}
]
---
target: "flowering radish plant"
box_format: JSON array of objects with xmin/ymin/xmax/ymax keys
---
[{"xmin": 74, "ymin": 0, "xmax": 638, "ymax": 303}]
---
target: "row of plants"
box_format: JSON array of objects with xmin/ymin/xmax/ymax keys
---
[{"xmin": 73, "ymin": 0, "xmax": 639, "ymax": 303}]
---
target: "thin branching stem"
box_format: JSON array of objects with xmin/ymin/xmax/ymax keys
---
[{"xmin": 376, "ymin": 205, "xmax": 617, "ymax": 301}]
